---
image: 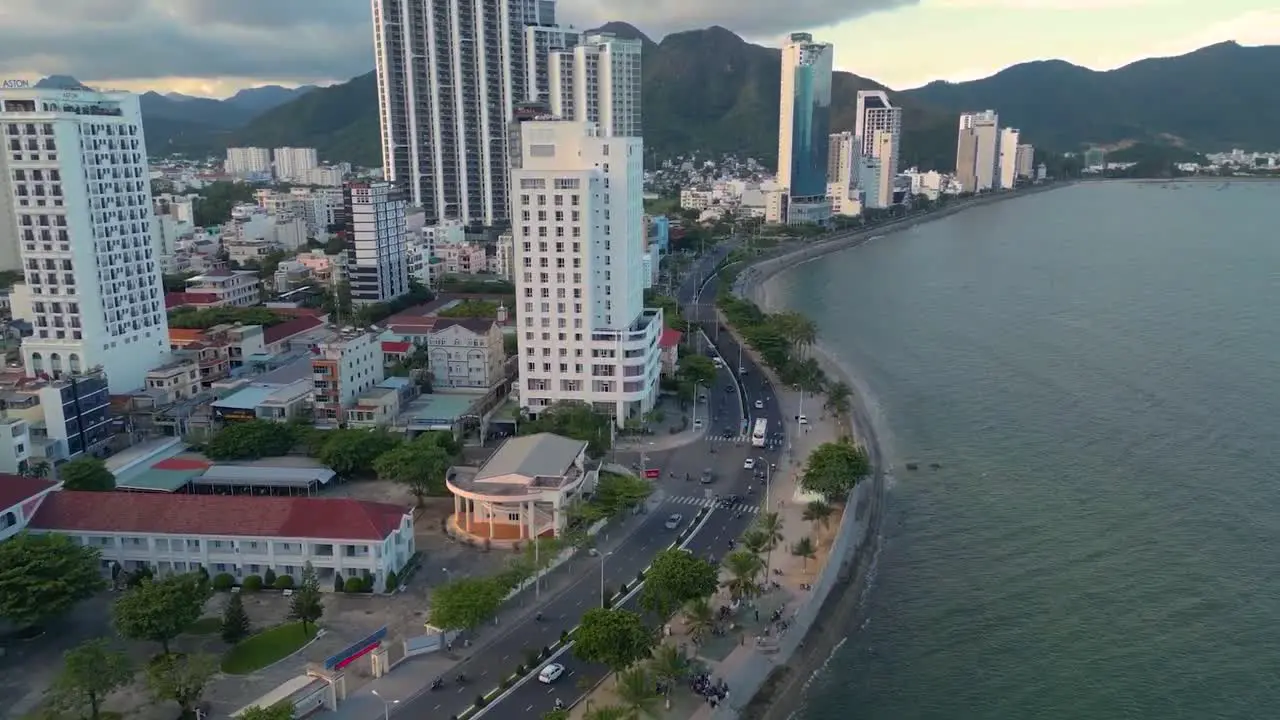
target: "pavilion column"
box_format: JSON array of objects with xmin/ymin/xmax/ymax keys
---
[
  {"xmin": 527, "ymin": 501, "xmax": 536, "ymax": 539},
  {"xmin": 453, "ymin": 494, "xmax": 461, "ymax": 525},
  {"xmin": 488, "ymin": 503, "xmax": 495, "ymax": 539}
]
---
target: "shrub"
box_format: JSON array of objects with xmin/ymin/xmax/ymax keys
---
[
  {"xmin": 273, "ymin": 574, "xmax": 294, "ymax": 590},
  {"xmin": 333, "ymin": 575, "xmax": 345, "ymax": 593},
  {"xmin": 241, "ymin": 574, "xmax": 263, "ymax": 592},
  {"xmin": 384, "ymin": 570, "xmax": 398, "ymax": 593},
  {"xmin": 263, "ymin": 568, "xmax": 277, "ymax": 587},
  {"xmin": 212, "ymin": 573, "xmax": 236, "ymax": 591},
  {"xmin": 344, "ymin": 577, "xmax": 364, "ymax": 593},
  {"xmin": 362, "ymin": 575, "xmax": 375, "ymax": 593}
]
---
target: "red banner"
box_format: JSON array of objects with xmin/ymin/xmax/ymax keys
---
[{"xmin": 643, "ymin": 468, "xmax": 660, "ymax": 479}]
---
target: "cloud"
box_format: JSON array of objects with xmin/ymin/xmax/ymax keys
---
[
  {"xmin": 556, "ymin": 0, "xmax": 918, "ymax": 40},
  {"xmin": 0, "ymin": 0, "xmax": 373, "ymax": 85}
]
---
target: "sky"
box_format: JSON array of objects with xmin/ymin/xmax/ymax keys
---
[{"xmin": 0, "ymin": 0, "xmax": 1277, "ymax": 98}]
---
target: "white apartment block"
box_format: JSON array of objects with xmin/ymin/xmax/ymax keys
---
[
  {"xmin": 436, "ymin": 242, "xmax": 487, "ymax": 276},
  {"xmin": 373, "ymin": 0, "xmax": 553, "ymax": 225},
  {"xmin": 548, "ymin": 32, "xmax": 643, "ymax": 138},
  {"xmin": 184, "ymin": 270, "xmax": 260, "ymax": 307},
  {"xmin": 312, "ymin": 329, "xmax": 386, "ymax": 424},
  {"xmin": 1, "ymin": 87, "xmax": 169, "ymax": 392},
  {"xmin": 1015, "ymin": 143, "xmax": 1036, "ymax": 179},
  {"xmin": 342, "ymin": 181, "xmax": 408, "ymax": 305},
  {"xmin": 957, "ymin": 110, "xmax": 1000, "ymax": 192},
  {"xmin": 303, "ymin": 165, "xmax": 347, "ymax": 187},
  {"xmin": 998, "ymin": 128, "xmax": 1020, "ymax": 190},
  {"xmin": 510, "ymin": 120, "xmax": 662, "ymax": 425},
  {"xmin": 525, "ymin": 26, "xmax": 581, "ymax": 102},
  {"xmin": 826, "ymin": 131, "xmax": 859, "ymax": 215},
  {"xmin": 854, "ymin": 92, "xmax": 903, "ymax": 209},
  {"xmin": 495, "ymin": 231, "xmax": 515, "ymax": 281},
  {"xmin": 680, "ymin": 188, "xmax": 714, "ymax": 210},
  {"xmin": 225, "ymin": 147, "xmax": 272, "ymax": 177},
  {"xmin": 273, "ymin": 147, "xmax": 319, "ymax": 182}
]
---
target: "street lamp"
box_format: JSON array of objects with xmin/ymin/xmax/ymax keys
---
[
  {"xmin": 371, "ymin": 690, "xmax": 399, "ymax": 720},
  {"xmin": 600, "ymin": 551, "xmax": 614, "ymax": 607}
]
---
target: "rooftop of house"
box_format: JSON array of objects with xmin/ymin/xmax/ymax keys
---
[
  {"xmin": 0, "ymin": 475, "xmax": 59, "ymax": 510},
  {"xmin": 28, "ymin": 491, "xmax": 409, "ymax": 541},
  {"xmin": 476, "ymin": 432, "xmax": 586, "ymax": 483},
  {"xmin": 263, "ymin": 315, "xmax": 325, "ymax": 345}
]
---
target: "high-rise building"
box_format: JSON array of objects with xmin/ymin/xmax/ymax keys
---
[
  {"xmin": 525, "ymin": 26, "xmax": 581, "ymax": 102},
  {"xmin": 372, "ymin": 0, "xmax": 552, "ymax": 226},
  {"xmin": 273, "ymin": 147, "xmax": 319, "ymax": 182},
  {"xmin": 854, "ymin": 90, "xmax": 902, "ymax": 208},
  {"xmin": 225, "ymin": 147, "xmax": 272, "ymax": 177},
  {"xmin": 340, "ymin": 181, "xmax": 409, "ymax": 306},
  {"xmin": 826, "ymin": 131, "xmax": 860, "ymax": 216},
  {"xmin": 548, "ymin": 32, "xmax": 643, "ymax": 138},
  {"xmin": 1015, "ymin": 143, "xmax": 1036, "ymax": 179},
  {"xmin": 777, "ymin": 32, "xmax": 833, "ymax": 223},
  {"xmin": 509, "ymin": 120, "xmax": 661, "ymax": 425},
  {"xmin": 956, "ymin": 110, "xmax": 999, "ymax": 192},
  {"xmin": 0, "ymin": 86, "xmax": 169, "ymax": 392},
  {"xmin": 998, "ymin": 128, "xmax": 1020, "ymax": 190}
]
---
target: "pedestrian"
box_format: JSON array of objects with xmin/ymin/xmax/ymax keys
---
[{"xmin": 754, "ymin": 609, "xmax": 759, "ymax": 622}]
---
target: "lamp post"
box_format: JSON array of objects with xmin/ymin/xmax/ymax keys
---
[
  {"xmin": 372, "ymin": 690, "xmax": 399, "ymax": 720},
  {"xmin": 600, "ymin": 551, "xmax": 614, "ymax": 607}
]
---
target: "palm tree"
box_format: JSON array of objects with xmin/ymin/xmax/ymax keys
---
[
  {"xmin": 722, "ymin": 549, "xmax": 765, "ymax": 601},
  {"xmin": 755, "ymin": 512, "xmax": 785, "ymax": 552},
  {"xmin": 615, "ymin": 666, "xmax": 660, "ymax": 718},
  {"xmin": 741, "ymin": 529, "xmax": 771, "ymax": 557},
  {"xmin": 649, "ymin": 644, "xmax": 690, "ymax": 709},
  {"xmin": 776, "ymin": 311, "xmax": 817, "ymax": 357},
  {"xmin": 683, "ymin": 597, "xmax": 714, "ymax": 644},
  {"xmin": 792, "ymin": 537, "xmax": 817, "ymax": 570},
  {"xmin": 802, "ymin": 500, "xmax": 834, "ymax": 531}
]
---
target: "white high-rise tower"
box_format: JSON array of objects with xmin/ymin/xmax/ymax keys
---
[
  {"xmin": 509, "ymin": 120, "xmax": 661, "ymax": 425},
  {"xmin": 0, "ymin": 86, "xmax": 169, "ymax": 392},
  {"xmin": 998, "ymin": 127, "xmax": 1020, "ymax": 190},
  {"xmin": 854, "ymin": 91, "xmax": 903, "ymax": 208},
  {"xmin": 547, "ymin": 32, "xmax": 643, "ymax": 138},
  {"xmin": 957, "ymin": 110, "xmax": 1000, "ymax": 192},
  {"xmin": 372, "ymin": 0, "xmax": 555, "ymax": 225}
]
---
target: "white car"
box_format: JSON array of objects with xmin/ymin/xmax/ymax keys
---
[
  {"xmin": 665, "ymin": 513, "xmax": 684, "ymax": 530},
  {"xmin": 539, "ymin": 663, "xmax": 566, "ymax": 684},
  {"xmin": 798, "ymin": 414, "xmax": 808, "ymax": 425},
  {"xmin": 754, "ymin": 399, "xmax": 764, "ymax": 409},
  {"xmin": 693, "ymin": 418, "xmax": 704, "ymax": 429},
  {"xmin": 743, "ymin": 458, "xmax": 755, "ymax": 470}
]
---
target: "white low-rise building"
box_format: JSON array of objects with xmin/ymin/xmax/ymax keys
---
[{"xmin": 26, "ymin": 490, "xmax": 415, "ymax": 592}]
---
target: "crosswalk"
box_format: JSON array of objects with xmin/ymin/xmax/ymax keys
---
[
  {"xmin": 705, "ymin": 434, "xmax": 784, "ymax": 448},
  {"xmin": 666, "ymin": 495, "xmax": 761, "ymax": 514}
]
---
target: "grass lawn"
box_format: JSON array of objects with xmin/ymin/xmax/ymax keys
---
[
  {"xmin": 184, "ymin": 616, "xmax": 222, "ymax": 635},
  {"xmin": 221, "ymin": 622, "xmax": 315, "ymax": 674}
]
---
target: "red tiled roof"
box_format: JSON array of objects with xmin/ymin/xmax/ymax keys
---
[
  {"xmin": 382, "ymin": 341, "xmax": 411, "ymax": 354},
  {"xmin": 165, "ymin": 292, "xmax": 219, "ymax": 309},
  {"xmin": 29, "ymin": 492, "xmax": 410, "ymax": 541},
  {"xmin": 153, "ymin": 458, "xmax": 211, "ymax": 471},
  {"xmin": 271, "ymin": 307, "xmax": 324, "ymax": 319},
  {"xmin": 659, "ymin": 328, "xmax": 683, "ymax": 349},
  {"xmin": 263, "ymin": 315, "xmax": 325, "ymax": 344},
  {"xmin": 0, "ymin": 475, "xmax": 58, "ymax": 511}
]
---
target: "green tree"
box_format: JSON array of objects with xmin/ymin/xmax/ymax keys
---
[
  {"xmin": 168, "ymin": 306, "xmax": 287, "ymax": 330},
  {"xmin": 48, "ymin": 639, "xmax": 134, "ymax": 720},
  {"xmin": 800, "ymin": 439, "xmax": 871, "ymax": 500},
  {"xmin": 741, "ymin": 528, "xmax": 770, "ymax": 557},
  {"xmin": 221, "ymin": 591, "xmax": 251, "ymax": 644},
  {"xmin": 722, "ymin": 550, "xmax": 765, "ymax": 601},
  {"xmin": 573, "ymin": 608, "xmax": 654, "ymax": 674},
  {"xmin": 239, "ymin": 704, "xmax": 296, "ymax": 720},
  {"xmin": 677, "ymin": 354, "xmax": 717, "ymax": 389},
  {"xmin": 145, "ymin": 652, "xmax": 218, "ymax": 717},
  {"xmin": 373, "ymin": 434, "xmax": 454, "ymax": 504},
  {"xmin": 824, "ymin": 381, "xmax": 852, "ymax": 420},
  {"xmin": 682, "ymin": 597, "xmax": 715, "ymax": 644},
  {"xmin": 438, "ymin": 299, "xmax": 499, "ymax": 318},
  {"xmin": 519, "ymin": 401, "xmax": 614, "ymax": 455},
  {"xmin": 639, "ymin": 549, "xmax": 718, "ymax": 619},
  {"xmin": 802, "ymin": 499, "xmax": 835, "ymax": 531},
  {"xmin": 192, "ymin": 181, "xmax": 256, "ymax": 227},
  {"xmin": 24, "ymin": 459, "xmax": 52, "ymax": 478},
  {"xmin": 288, "ymin": 562, "xmax": 324, "ymax": 636},
  {"xmin": 0, "ymin": 532, "xmax": 104, "ymax": 629},
  {"xmin": 754, "ymin": 511, "xmax": 785, "ymax": 573},
  {"xmin": 112, "ymin": 573, "xmax": 211, "ymax": 655},
  {"xmin": 428, "ymin": 577, "xmax": 506, "ymax": 631},
  {"xmin": 59, "ymin": 456, "xmax": 116, "ymax": 491},
  {"xmin": 615, "ymin": 665, "xmax": 660, "ymax": 718},
  {"xmin": 648, "ymin": 643, "xmax": 690, "ymax": 710},
  {"xmin": 541, "ymin": 710, "xmax": 570, "ymax": 720},
  {"xmin": 205, "ymin": 420, "xmax": 297, "ymax": 461},
  {"xmin": 317, "ymin": 428, "xmax": 401, "ymax": 477},
  {"xmin": 792, "ymin": 537, "xmax": 817, "ymax": 570},
  {"xmin": 589, "ymin": 472, "xmax": 654, "ymax": 518},
  {"xmin": 582, "ymin": 706, "xmax": 631, "ymax": 720}
]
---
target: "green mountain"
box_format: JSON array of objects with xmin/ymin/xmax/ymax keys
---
[{"xmin": 142, "ymin": 29, "xmax": 1280, "ymax": 170}]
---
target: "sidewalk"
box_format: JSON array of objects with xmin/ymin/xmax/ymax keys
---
[{"xmin": 321, "ymin": 489, "xmax": 670, "ymax": 719}]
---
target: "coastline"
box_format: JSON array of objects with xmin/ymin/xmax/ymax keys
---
[{"xmin": 725, "ymin": 184, "xmax": 1069, "ymax": 718}]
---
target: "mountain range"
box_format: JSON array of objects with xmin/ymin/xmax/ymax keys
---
[{"xmin": 59, "ymin": 26, "xmax": 1280, "ymax": 170}]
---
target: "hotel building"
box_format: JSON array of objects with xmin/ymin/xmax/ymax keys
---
[{"xmin": 775, "ymin": 32, "xmax": 834, "ymax": 224}]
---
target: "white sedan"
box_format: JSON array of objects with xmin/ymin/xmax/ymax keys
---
[
  {"xmin": 754, "ymin": 399, "xmax": 764, "ymax": 409},
  {"xmin": 743, "ymin": 458, "xmax": 755, "ymax": 470},
  {"xmin": 539, "ymin": 662, "xmax": 566, "ymax": 684}
]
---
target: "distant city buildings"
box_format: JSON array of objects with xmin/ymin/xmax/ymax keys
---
[
  {"xmin": 509, "ymin": 120, "xmax": 661, "ymax": 425},
  {"xmin": 773, "ymin": 32, "xmax": 833, "ymax": 225},
  {"xmin": 340, "ymin": 181, "xmax": 408, "ymax": 306},
  {"xmin": 956, "ymin": 110, "xmax": 1000, "ymax": 193},
  {"xmin": 548, "ymin": 32, "xmax": 643, "ymax": 138},
  {"xmin": 0, "ymin": 85, "xmax": 170, "ymax": 392},
  {"xmin": 273, "ymin": 146, "xmax": 319, "ymax": 182},
  {"xmin": 225, "ymin": 146, "xmax": 272, "ymax": 178},
  {"xmin": 998, "ymin": 127, "xmax": 1020, "ymax": 189},
  {"xmin": 1015, "ymin": 144, "xmax": 1036, "ymax": 179}
]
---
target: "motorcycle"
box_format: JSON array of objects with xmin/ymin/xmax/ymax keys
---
[{"xmin": 431, "ymin": 678, "xmax": 444, "ymax": 691}]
